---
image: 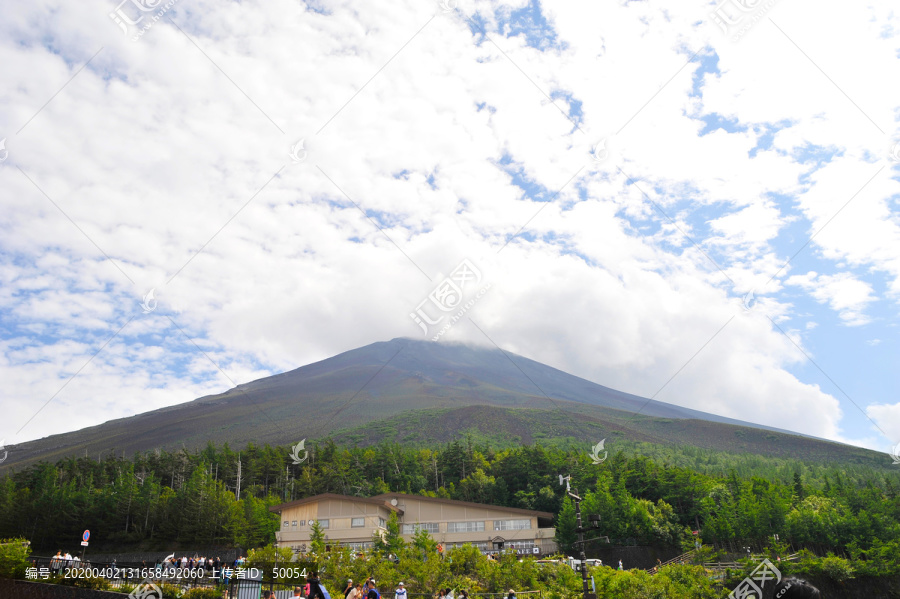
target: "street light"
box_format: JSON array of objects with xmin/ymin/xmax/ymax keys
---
[{"xmin": 560, "ymin": 475, "xmax": 601, "ymax": 599}]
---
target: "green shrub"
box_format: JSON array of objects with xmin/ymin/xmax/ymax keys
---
[
  {"xmin": 182, "ymin": 587, "xmax": 225, "ymax": 599},
  {"xmin": 158, "ymin": 582, "xmax": 188, "ymax": 597},
  {"xmin": 0, "ymin": 538, "xmax": 31, "ymax": 579},
  {"xmin": 57, "ymin": 570, "xmax": 112, "ymax": 590},
  {"xmin": 817, "ymin": 555, "xmax": 855, "ymax": 582}
]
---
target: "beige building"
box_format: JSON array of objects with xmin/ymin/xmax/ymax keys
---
[{"xmin": 271, "ymin": 493, "xmax": 557, "ymax": 556}]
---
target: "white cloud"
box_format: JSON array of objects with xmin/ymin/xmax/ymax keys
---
[
  {"xmin": 786, "ymin": 271, "xmax": 877, "ymax": 325},
  {"xmin": 867, "ymin": 403, "xmax": 900, "ymax": 448},
  {"xmin": 0, "ymin": 0, "xmax": 897, "ymax": 452}
]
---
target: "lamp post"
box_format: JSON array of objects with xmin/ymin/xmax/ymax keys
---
[{"xmin": 560, "ymin": 475, "xmax": 600, "ymax": 599}]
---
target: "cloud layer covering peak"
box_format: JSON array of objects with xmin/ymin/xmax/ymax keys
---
[{"xmin": 1, "ymin": 0, "xmax": 899, "ymax": 454}]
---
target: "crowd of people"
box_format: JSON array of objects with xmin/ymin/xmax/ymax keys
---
[
  {"xmin": 43, "ymin": 549, "xmax": 821, "ymax": 598},
  {"xmin": 48, "ymin": 551, "xmax": 80, "ymax": 574},
  {"xmin": 260, "ymin": 574, "xmax": 499, "ymax": 599}
]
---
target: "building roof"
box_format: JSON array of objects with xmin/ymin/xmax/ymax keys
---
[
  {"xmin": 269, "ymin": 493, "xmax": 403, "ymax": 515},
  {"xmin": 372, "ymin": 493, "xmax": 554, "ymax": 520}
]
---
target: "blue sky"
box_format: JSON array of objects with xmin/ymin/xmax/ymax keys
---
[{"xmin": 0, "ymin": 0, "xmax": 898, "ymax": 455}]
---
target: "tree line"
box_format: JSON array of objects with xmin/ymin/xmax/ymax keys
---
[{"xmin": 0, "ymin": 437, "xmax": 897, "ymax": 567}]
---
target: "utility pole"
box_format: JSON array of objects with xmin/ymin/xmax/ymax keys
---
[
  {"xmin": 560, "ymin": 475, "xmax": 600, "ymax": 599},
  {"xmin": 236, "ymin": 454, "xmax": 242, "ymax": 501}
]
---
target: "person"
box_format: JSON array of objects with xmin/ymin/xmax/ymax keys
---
[
  {"xmin": 347, "ymin": 583, "xmax": 363, "ymax": 599},
  {"xmin": 344, "ymin": 579, "xmax": 355, "ymax": 598},
  {"xmin": 264, "ymin": 592, "xmax": 274, "ymax": 599},
  {"xmin": 506, "ymin": 589, "xmax": 516, "ymax": 599},
  {"xmin": 437, "ymin": 544, "xmax": 444, "ymax": 559},
  {"xmin": 773, "ymin": 577, "xmax": 822, "ymax": 598},
  {"xmin": 617, "ymin": 559, "xmax": 623, "ymax": 570},
  {"xmin": 458, "ymin": 591, "xmax": 468, "ymax": 599},
  {"xmin": 295, "ymin": 587, "xmax": 304, "ymax": 598},
  {"xmin": 437, "ymin": 590, "xmax": 446, "ymax": 599},
  {"xmin": 307, "ymin": 572, "xmax": 328, "ymax": 599},
  {"xmin": 395, "ymin": 582, "xmax": 407, "ymax": 599},
  {"xmin": 366, "ymin": 579, "xmax": 380, "ymax": 599}
]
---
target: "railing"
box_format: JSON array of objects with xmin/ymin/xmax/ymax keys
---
[{"xmin": 647, "ymin": 549, "xmax": 696, "ymax": 572}]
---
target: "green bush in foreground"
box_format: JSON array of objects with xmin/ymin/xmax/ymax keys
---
[
  {"xmin": 55, "ymin": 570, "xmax": 112, "ymax": 591},
  {"xmin": 287, "ymin": 532, "xmax": 725, "ymax": 599},
  {"xmin": 591, "ymin": 565, "xmax": 721, "ymax": 599},
  {"xmin": 0, "ymin": 538, "xmax": 31, "ymax": 580},
  {"xmin": 182, "ymin": 587, "xmax": 225, "ymax": 599}
]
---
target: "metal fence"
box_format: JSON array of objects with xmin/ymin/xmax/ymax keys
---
[
  {"xmin": 707, "ymin": 540, "xmax": 850, "ymax": 560},
  {"xmin": 84, "ymin": 547, "xmax": 244, "ymax": 566}
]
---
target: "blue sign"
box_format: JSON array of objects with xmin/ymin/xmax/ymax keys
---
[{"xmin": 83, "ymin": 530, "xmax": 90, "ymax": 542}]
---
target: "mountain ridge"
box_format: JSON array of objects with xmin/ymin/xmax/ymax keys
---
[{"xmin": 0, "ymin": 337, "xmax": 865, "ymax": 470}]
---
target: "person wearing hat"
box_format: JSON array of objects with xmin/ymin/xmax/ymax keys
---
[
  {"xmin": 344, "ymin": 579, "xmax": 354, "ymax": 599},
  {"xmin": 507, "ymin": 589, "xmax": 516, "ymax": 599},
  {"xmin": 366, "ymin": 579, "xmax": 380, "ymax": 599},
  {"xmin": 395, "ymin": 582, "xmax": 407, "ymax": 599}
]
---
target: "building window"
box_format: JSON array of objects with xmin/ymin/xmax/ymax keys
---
[
  {"xmin": 450, "ymin": 542, "xmax": 489, "ymax": 551},
  {"xmin": 378, "ymin": 517, "xmax": 386, "ymax": 528},
  {"xmin": 402, "ymin": 522, "xmax": 439, "ymax": 534},
  {"xmin": 318, "ymin": 519, "xmax": 330, "ymax": 529},
  {"xmin": 494, "ymin": 519, "xmax": 531, "ymax": 531},
  {"xmin": 507, "ymin": 540, "xmax": 535, "ymax": 550},
  {"xmin": 346, "ymin": 542, "xmax": 374, "ymax": 551},
  {"xmin": 448, "ymin": 521, "xmax": 485, "ymax": 533},
  {"xmin": 352, "ymin": 517, "xmax": 365, "ymax": 528},
  {"xmin": 291, "ymin": 520, "xmax": 298, "ymax": 528},
  {"xmin": 284, "ymin": 521, "xmax": 290, "ymax": 529}
]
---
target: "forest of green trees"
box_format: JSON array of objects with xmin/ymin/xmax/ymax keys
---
[{"xmin": 0, "ymin": 438, "xmax": 898, "ymax": 575}]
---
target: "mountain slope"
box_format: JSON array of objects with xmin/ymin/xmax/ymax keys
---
[{"xmin": 0, "ymin": 337, "xmax": 874, "ymax": 470}]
